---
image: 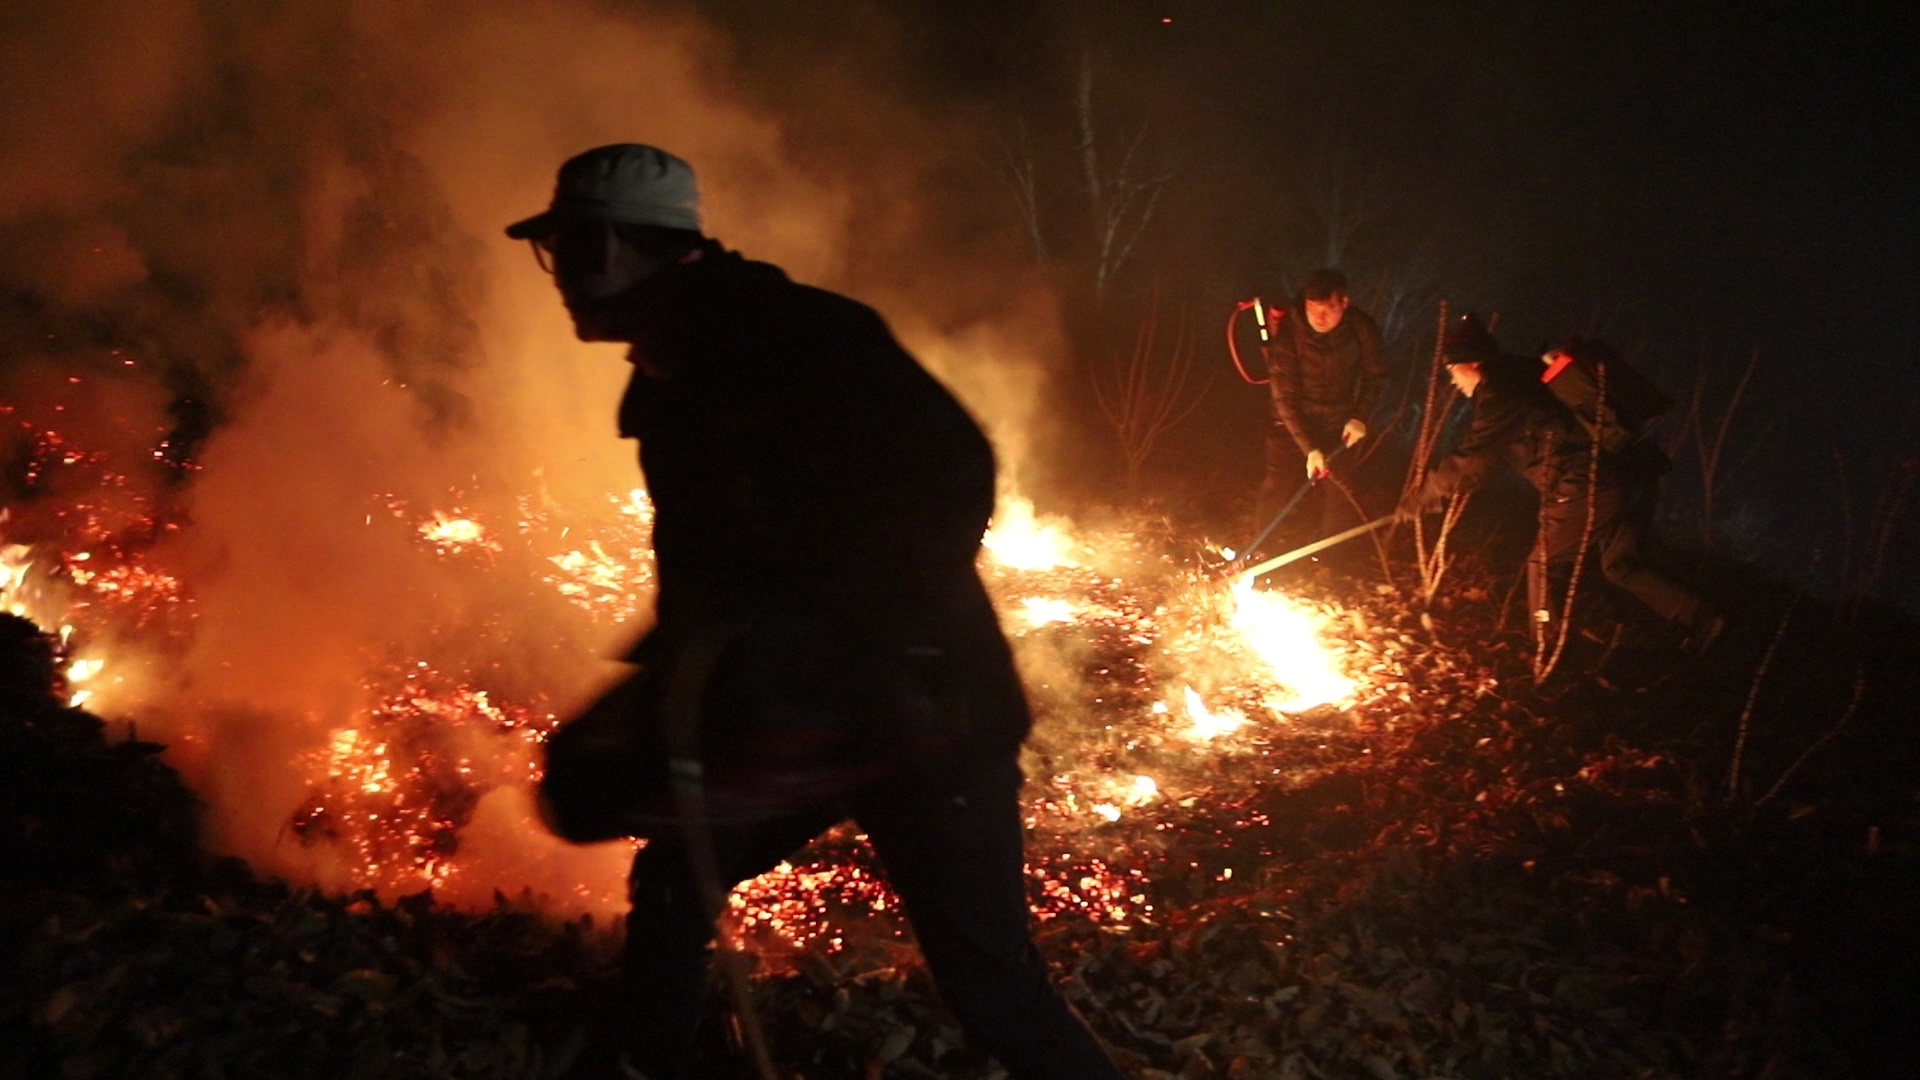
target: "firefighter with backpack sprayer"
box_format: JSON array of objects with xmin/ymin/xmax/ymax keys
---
[
  {"xmin": 1242, "ymin": 269, "xmax": 1388, "ymax": 560},
  {"xmin": 1399, "ymin": 314, "xmax": 1726, "ymax": 656}
]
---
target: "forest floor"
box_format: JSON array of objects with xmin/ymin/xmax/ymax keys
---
[{"xmin": 5, "ymin": 524, "xmax": 1918, "ymax": 1080}]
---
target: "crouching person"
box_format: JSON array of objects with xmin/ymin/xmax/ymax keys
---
[
  {"xmin": 1399, "ymin": 314, "xmax": 1723, "ymax": 655},
  {"xmin": 509, "ymin": 144, "xmax": 1124, "ymax": 1080}
]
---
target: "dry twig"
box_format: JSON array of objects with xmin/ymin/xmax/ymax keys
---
[
  {"xmin": 1756, "ymin": 666, "xmax": 1868, "ymax": 808},
  {"xmin": 1727, "ymin": 599, "xmax": 1797, "ymax": 799},
  {"xmin": 1681, "ymin": 346, "xmax": 1758, "ymax": 549},
  {"xmin": 1326, "ymin": 471, "xmax": 1394, "ymax": 582}
]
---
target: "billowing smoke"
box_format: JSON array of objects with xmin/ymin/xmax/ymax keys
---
[{"xmin": 1, "ymin": 0, "xmax": 1065, "ymax": 909}]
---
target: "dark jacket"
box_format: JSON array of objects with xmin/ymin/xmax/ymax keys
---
[
  {"xmin": 609, "ymin": 242, "xmax": 1030, "ymax": 762},
  {"xmin": 1264, "ymin": 306, "xmax": 1387, "ymax": 455},
  {"xmin": 1540, "ymin": 342, "xmax": 1672, "ymax": 457},
  {"xmin": 1415, "ymin": 354, "xmax": 1592, "ymax": 507}
]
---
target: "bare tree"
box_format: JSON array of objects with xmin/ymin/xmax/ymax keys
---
[
  {"xmin": 1663, "ymin": 344, "xmax": 1759, "ymax": 549},
  {"xmin": 1832, "ymin": 396, "xmax": 1920, "ymax": 624},
  {"xmin": 1302, "ymin": 125, "xmax": 1381, "ymax": 270},
  {"xmin": 1073, "ymin": 52, "xmax": 1175, "ymax": 304},
  {"xmin": 995, "ymin": 49, "xmax": 1175, "ymax": 307},
  {"xmin": 1092, "ymin": 293, "xmax": 1210, "ymax": 490},
  {"xmin": 1401, "ymin": 301, "xmax": 1470, "ymax": 601},
  {"xmin": 996, "ymin": 114, "xmax": 1051, "ymax": 266}
]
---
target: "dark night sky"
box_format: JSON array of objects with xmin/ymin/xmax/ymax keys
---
[
  {"xmin": 706, "ymin": 0, "xmax": 1917, "ymax": 374},
  {"xmin": 689, "ymin": 0, "xmax": 1919, "ymax": 576},
  {"xmin": 1, "ymin": 0, "xmax": 1911, "ymax": 588},
  {"xmin": 1142, "ymin": 3, "xmax": 1909, "ymax": 372}
]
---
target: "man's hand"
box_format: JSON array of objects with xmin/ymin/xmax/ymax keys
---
[
  {"xmin": 1305, "ymin": 449, "xmax": 1328, "ymax": 480},
  {"xmin": 1341, "ymin": 418, "xmax": 1368, "ymax": 447}
]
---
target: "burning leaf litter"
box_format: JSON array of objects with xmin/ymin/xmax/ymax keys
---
[
  {"xmin": 5, "ymin": 419, "xmax": 1448, "ymax": 930},
  {"xmin": 23, "ymin": 420, "xmax": 1893, "ymax": 1078},
  {"xmin": 10, "ymin": 519, "xmax": 1911, "ymax": 1078}
]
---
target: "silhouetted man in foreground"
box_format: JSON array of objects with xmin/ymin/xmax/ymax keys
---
[
  {"xmin": 1256, "ymin": 268, "xmax": 1387, "ymax": 553},
  {"xmin": 510, "ymin": 144, "xmax": 1123, "ymax": 1080},
  {"xmin": 1399, "ymin": 314, "xmax": 1722, "ymax": 654}
]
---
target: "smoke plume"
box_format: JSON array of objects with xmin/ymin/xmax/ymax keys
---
[{"xmin": 1, "ymin": 0, "xmax": 1065, "ymax": 909}]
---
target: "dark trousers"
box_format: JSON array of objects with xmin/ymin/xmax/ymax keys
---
[
  {"xmin": 1531, "ymin": 474, "xmax": 1701, "ymax": 626},
  {"xmin": 1255, "ymin": 425, "xmax": 1370, "ymax": 552},
  {"xmin": 616, "ymin": 759, "xmax": 1123, "ymax": 1080}
]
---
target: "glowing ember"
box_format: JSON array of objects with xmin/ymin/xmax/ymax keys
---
[
  {"xmin": 64, "ymin": 561, "xmax": 189, "ymax": 629},
  {"xmin": 1030, "ymin": 858, "xmax": 1153, "ymax": 927},
  {"xmin": 1084, "ymin": 775, "xmax": 1160, "ymax": 823},
  {"xmin": 10, "ymin": 408, "xmax": 1410, "ymax": 949},
  {"xmin": 289, "ymin": 662, "xmax": 556, "ymax": 895},
  {"xmin": 419, "ymin": 511, "xmax": 498, "ymax": 556},
  {"xmin": 539, "ymin": 489, "xmax": 657, "ymax": 622},
  {"xmin": 725, "ymin": 840, "xmax": 899, "ymax": 959}
]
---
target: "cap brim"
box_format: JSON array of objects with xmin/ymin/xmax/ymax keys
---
[{"xmin": 504, "ymin": 211, "xmax": 554, "ymax": 241}]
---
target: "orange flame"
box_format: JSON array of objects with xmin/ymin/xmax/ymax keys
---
[
  {"xmin": 1182, "ymin": 684, "xmax": 1247, "ymax": 739},
  {"xmin": 1228, "ymin": 576, "xmax": 1356, "ymax": 712},
  {"xmin": 982, "ymin": 495, "xmax": 1078, "ymax": 570}
]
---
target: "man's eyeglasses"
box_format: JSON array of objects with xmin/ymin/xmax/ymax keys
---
[
  {"xmin": 529, "ymin": 235, "xmax": 559, "ymax": 275},
  {"xmin": 527, "ymin": 223, "xmax": 608, "ymax": 276}
]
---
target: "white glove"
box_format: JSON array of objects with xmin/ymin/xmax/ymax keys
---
[
  {"xmin": 1305, "ymin": 449, "xmax": 1328, "ymax": 480},
  {"xmin": 1342, "ymin": 418, "xmax": 1368, "ymax": 447}
]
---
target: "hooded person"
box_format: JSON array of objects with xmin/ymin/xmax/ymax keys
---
[
  {"xmin": 1399, "ymin": 313, "xmax": 1723, "ymax": 655},
  {"xmin": 509, "ymin": 144, "xmax": 1123, "ymax": 1080}
]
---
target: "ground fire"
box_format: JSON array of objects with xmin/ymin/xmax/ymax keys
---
[
  {"xmin": 10, "ymin": 388, "xmax": 1916, "ymax": 1078},
  {"xmin": 1, "ymin": 405, "xmax": 1416, "ymax": 950}
]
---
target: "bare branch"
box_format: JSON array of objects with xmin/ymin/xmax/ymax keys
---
[
  {"xmin": 1076, "ymin": 51, "xmax": 1102, "ymax": 221},
  {"xmin": 1727, "ymin": 597, "xmax": 1797, "ymax": 800},
  {"xmin": 995, "ymin": 115, "xmax": 1050, "ymax": 263},
  {"xmin": 1756, "ymin": 666, "xmax": 1868, "ymax": 807},
  {"xmin": 1091, "ymin": 292, "xmax": 1212, "ymax": 488}
]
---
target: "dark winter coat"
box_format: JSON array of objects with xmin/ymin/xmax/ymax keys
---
[
  {"xmin": 1401, "ymin": 355, "xmax": 1704, "ymax": 630},
  {"xmin": 1541, "ymin": 349, "xmax": 1671, "ymax": 457},
  {"xmin": 610, "ymin": 242, "xmax": 1030, "ymax": 760},
  {"xmin": 1264, "ymin": 306, "xmax": 1388, "ymax": 455},
  {"xmin": 1412, "ymin": 355, "xmax": 1593, "ymax": 508},
  {"xmin": 541, "ymin": 242, "xmax": 1033, "ymax": 841}
]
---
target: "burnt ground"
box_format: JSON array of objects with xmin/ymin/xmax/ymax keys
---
[{"xmin": 4, "ymin": 536, "xmax": 1919, "ymax": 1080}]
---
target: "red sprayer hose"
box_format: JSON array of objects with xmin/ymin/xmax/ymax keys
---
[{"xmin": 1227, "ymin": 298, "xmax": 1280, "ymax": 384}]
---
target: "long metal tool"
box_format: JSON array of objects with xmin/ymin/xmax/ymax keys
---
[
  {"xmin": 1240, "ymin": 515, "xmax": 1397, "ymax": 581},
  {"xmin": 1242, "ymin": 444, "xmax": 1347, "ymax": 558},
  {"xmin": 1243, "ymin": 476, "xmax": 1316, "ymax": 560}
]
